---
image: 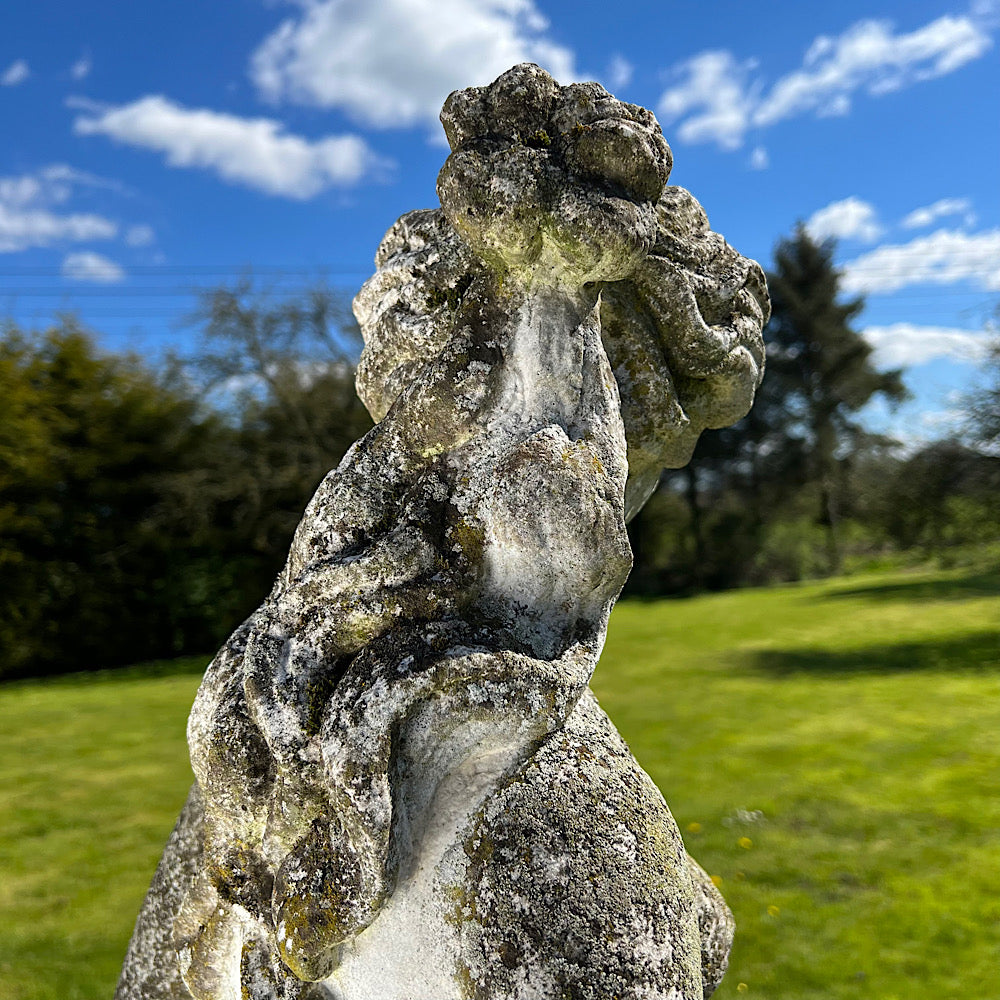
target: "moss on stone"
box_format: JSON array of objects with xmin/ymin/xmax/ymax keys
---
[
  {"xmin": 449, "ymin": 518, "xmax": 486, "ymax": 566},
  {"xmin": 426, "ymin": 273, "xmax": 475, "ymax": 312}
]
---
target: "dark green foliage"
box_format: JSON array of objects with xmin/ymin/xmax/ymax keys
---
[
  {"xmin": 965, "ymin": 320, "xmax": 1000, "ymax": 452},
  {"xmin": 0, "ymin": 284, "xmax": 372, "ymax": 680},
  {"xmin": 2, "ymin": 267, "xmax": 996, "ymax": 675},
  {"xmin": 865, "ymin": 440, "xmax": 1000, "ymax": 553},
  {"xmin": 0, "ymin": 320, "xmax": 224, "ymax": 677}
]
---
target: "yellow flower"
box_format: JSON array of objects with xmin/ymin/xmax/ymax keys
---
[
  {"xmin": 687, "ymin": 821, "xmax": 703, "ymax": 834},
  {"xmin": 738, "ymin": 836, "xmax": 753, "ymax": 849},
  {"xmin": 767, "ymin": 905, "xmax": 780, "ymax": 917},
  {"xmin": 737, "ymin": 983, "xmax": 749, "ymax": 993},
  {"xmin": 710, "ymin": 874, "xmax": 723, "ymax": 887}
]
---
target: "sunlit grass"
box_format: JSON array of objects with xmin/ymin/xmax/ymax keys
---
[
  {"xmin": 1, "ymin": 567, "xmax": 997, "ymax": 999},
  {"xmin": 0, "ymin": 660, "xmax": 204, "ymax": 1000},
  {"xmin": 593, "ymin": 567, "xmax": 1000, "ymax": 999}
]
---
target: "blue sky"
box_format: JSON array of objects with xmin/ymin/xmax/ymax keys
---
[{"xmin": 2, "ymin": 0, "xmax": 998, "ymax": 444}]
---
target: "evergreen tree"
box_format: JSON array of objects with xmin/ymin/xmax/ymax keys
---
[
  {"xmin": 0, "ymin": 319, "xmax": 224, "ymax": 677},
  {"xmin": 763, "ymin": 226, "xmax": 908, "ymax": 571}
]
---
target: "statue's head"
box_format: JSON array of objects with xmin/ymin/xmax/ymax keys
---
[
  {"xmin": 437, "ymin": 62, "xmax": 671, "ymax": 286},
  {"xmin": 354, "ymin": 64, "xmax": 768, "ymax": 518}
]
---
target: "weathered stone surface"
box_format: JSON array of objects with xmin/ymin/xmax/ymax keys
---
[{"xmin": 117, "ymin": 63, "xmax": 767, "ymax": 1000}]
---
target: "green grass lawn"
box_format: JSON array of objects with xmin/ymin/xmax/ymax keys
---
[{"xmin": 1, "ymin": 567, "xmax": 998, "ymax": 999}]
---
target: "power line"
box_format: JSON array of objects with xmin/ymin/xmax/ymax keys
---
[
  {"xmin": 0, "ymin": 264, "xmax": 371, "ymax": 275},
  {"xmin": 0, "ymin": 288, "xmax": 359, "ymax": 297},
  {"xmin": 0, "ymin": 250, "xmax": 996, "ymax": 276}
]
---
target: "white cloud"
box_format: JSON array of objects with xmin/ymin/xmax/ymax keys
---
[
  {"xmin": 816, "ymin": 94, "xmax": 851, "ymax": 117},
  {"xmin": 658, "ymin": 12, "xmax": 993, "ymax": 149},
  {"xmin": 3, "ymin": 163, "xmax": 128, "ymax": 204},
  {"xmin": 125, "ymin": 223, "xmax": 155, "ymax": 247},
  {"xmin": 902, "ymin": 197, "xmax": 975, "ymax": 229},
  {"xmin": 842, "ymin": 228, "xmax": 1000, "ymax": 294},
  {"xmin": 71, "ymin": 54, "xmax": 92, "ymax": 81},
  {"xmin": 921, "ymin": 408, "xmax": 966, "ymax": 428},
  {"xmin": 658, "ymin": 51, "xmax": 757, "ymax": 149},
  {"xmin": 0, "ymin": 165, "xmax": 118, "ymax": 253},
  {"xmin": 863, "ymin": 323, "xmax": 992, "ymax": 366},
  {"xmin": 62, "ymin": 251, "xmax": 125, "ymax": 284},
  {"xmin": 749, "ymin": 145, "xmax": 769, "ymax": 170},
  {"xmin": 754, "ymin": 16, "xmax": 991, "ymax": 126},
  {"xmin": 606, "ymin": 55, "xmax": 633, "ymax": 91},
  {"xmin": 1, "ymin": 59, "xmax": 30, "ymax": 87},
  {"xmin": 250, "ymin": 0, "xmax": 577, "ymax": 128},
  {"xmin": 0, "ymin": 207, "xmax": 116, "ymax": 253},
  {"xmin": 806, "ymin": 197, "xmax": 882, "ymax": 243},
  {"xmin": 73, "ymin": 95, "xmax": 388, "ymax": 198}
]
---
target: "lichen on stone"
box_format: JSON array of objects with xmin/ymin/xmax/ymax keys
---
[{"xmin": 116, "ymin": 62, "xmax": 767, "ymax": 1000}]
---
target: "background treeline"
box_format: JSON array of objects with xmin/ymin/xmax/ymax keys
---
[
  {"xmin": 629, "ymin": 229, "xmax": 1000, "ymax": 595},
  {"xmin": 0, "ymin": 286, "xmax": 372, "ymax": 679},
  {"xmin": 2, "ymin": 231, "xmax": 998, "ymax": 679}
]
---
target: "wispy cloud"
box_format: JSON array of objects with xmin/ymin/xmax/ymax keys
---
[
  {"xmin": 72, "ymin": 95, "xmax": 390, "ymax": 198},
  {"xmin": 62, "ymin": 250, "xmax": 125, "ymax": 284},
  {"xmin": 755, "ymin": 16, "xmax": 991, "ymax": 124},
  {"xmin": 0, "ymin": 165, "xmax": 118, "ymax": 253},
  {"xmin": 658, "ymin": 51, "xmax": 758, "ymax": 150},
  {"xmin": 606, "ymin": 55, "xmax": 633, "ymax": 91},
  {"xmin": 1, "ymin": 59, "xmax": 30, "ymax": 87},
  {"xmin": 749, "ymin": 145, "xmax": 769, "ymax": 170},
  {"xmin": 902, "ymin": 197, "xmax": 975, "ymax": 229},
  {"xmin": 658, "ymin": 11, "xmax": 993, "ymax": 149},
  {"xmin": 0, "ymin": 207, "xmax": 116, "ymax": 253},
  {"xmin": 863, "ymin": 322, "xmax": 993, "ymax": 366},
  {"xmin": 70, "ymin": 54, "xmax": 92, "ymax": 81},
  {"xmin": 3, "ymin": 163, "xmax": 130, "ymax": 202},
  {"xmin": 842, "ymin": 228, "xmax": 1000, "ymax": 294},
  {"xmin": 250, "ymin": 0, "xmax": 577, "ymax": 128},
  {"xmin": 806, "ymin": 197, "xmax": 882, "ymax": 243},
  {"xmin": 125, "ymin": 223, "xmax": 155, "ymax": 247}
]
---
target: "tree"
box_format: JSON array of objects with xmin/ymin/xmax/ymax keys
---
[
  {"xmin": 965, "ymin": 313, "xmax": 1000, "ymax": 452},
  {"xmin": 871, "ymin": 440, "xmax": 999, "ymax": 554},
  {"xmin": 0, "ymin": 319, "xmax": 224, "ymax": 677},
  {"xmin": 182, "ymin": 281, "xmax": 374, "ymax": 598},
  {"xmin": 763, "ymin": 226, "xmax": 908, "ymax": 571},
  {"xmin": 0, "ymin": 284, "xmax": 376, "ymax": 679}
]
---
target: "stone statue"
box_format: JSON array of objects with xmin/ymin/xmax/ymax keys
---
[{"xmin": 116, "ymin": 63, "xmax": 768, "ymax": 1000}]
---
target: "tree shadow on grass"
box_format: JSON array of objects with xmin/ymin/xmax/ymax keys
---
[
  {"xmin": 749, "ymin": 630, "xmax": 1000, "ymax": 676},
  {"xmin": 822, "ymin": 570, "xmax": 1000, "ymax": 603}
]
